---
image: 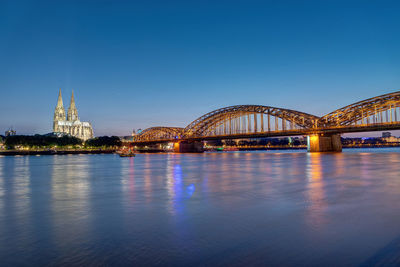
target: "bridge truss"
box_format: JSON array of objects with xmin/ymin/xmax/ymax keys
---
[
  {"xmin": 319, "ymin": 91, "xmax": 400, "ymax": 127},
  {"xmin": 184, "ymin": 105, "xmax": 320, "ymax": 137},
  {"xmin": 132, "ymin": 91, "xmax": 400, "ymax": 143},
  {"xmin": 133, "ymin": 127, "xmax": 184, "ymax": 142}
]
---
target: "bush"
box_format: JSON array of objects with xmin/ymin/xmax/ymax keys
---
[
  {"xmin": 85, "ymin": 136, "xmax": 121, "ymax": 147},
  {"xmin": 5, "ymin": 135, "xmax": 82, "ymax": 149}
]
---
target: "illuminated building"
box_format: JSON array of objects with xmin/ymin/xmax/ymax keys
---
[{"xmin": 53, "ymin": 89, "xmax": 94, "ymax": 140}]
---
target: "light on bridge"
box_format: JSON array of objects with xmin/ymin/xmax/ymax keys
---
[{"xmin": 310, "ymin": 135, "xmax": 319, "ymax": 142}]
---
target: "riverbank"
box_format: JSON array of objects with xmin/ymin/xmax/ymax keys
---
[
  {"xmin": 1, "ymin": 144, "xmax": 399, "ymax": 156},
  {"xmin": 0, "ymin": 149, "xmax": 116, "ymax": 156},
  {"xmin": 208, "ymin": 144, "xmax": 400, "ymax": 151},
  {"xmin": 343, "ymin": 144, "xmax": 400, "ymax": 148}
]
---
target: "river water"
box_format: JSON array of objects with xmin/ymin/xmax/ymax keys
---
[{"xmin": 1, "ymin": 149, "xmax": 400, "ymax": 266}]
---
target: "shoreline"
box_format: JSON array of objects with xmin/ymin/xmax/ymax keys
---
[
  {"xmin": 0, "ymin": 149, "xmax": 116, "ymax": 156},
  {"xmin": 208, "ymin": 144, "xmax": 400, "ymax": 151},
  {"xmin": 0, "ymin": 145, "xmax": 399, "ymax": 156}
]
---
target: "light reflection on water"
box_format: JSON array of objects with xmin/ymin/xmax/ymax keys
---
[
  {"xmin": 0, "ymin": 149, "xmax": 400, "ymax": 265},
  {"xmin": 50, "ymin": 155, "xmax": 92, "ymax": 262},
  {"xmin": 306, "ymin": 153, "xmax": 326, "ymax": 229}
]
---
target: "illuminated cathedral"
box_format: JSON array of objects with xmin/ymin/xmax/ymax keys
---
[{"xmin": 53, "ymin": 89, "xmax": 94, "ymax": 140}]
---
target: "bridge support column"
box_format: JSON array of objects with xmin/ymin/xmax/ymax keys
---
[
  {"xmin": 174, "ymin": 141, "xmax": 204, "ymax": 153},
  {"xmin": 307, "ymin": 134, "xmax": 342, "ymax": 152}
]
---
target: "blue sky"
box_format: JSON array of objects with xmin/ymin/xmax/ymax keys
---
[{"xmin": 1, "ymin": 0, "xmax": 400, "ymax": 136}]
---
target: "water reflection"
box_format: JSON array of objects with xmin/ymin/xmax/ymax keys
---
[
  {"xmin": 127, "ymin": 157, "xmax": 136, "ymax": 202},
  {"xmin": 13, "ymin": 157, "xmax": 31, "ymax": 197},
  {"xmin": 166, "ymin": 155, "xmax": 183, "ymax": 216},
  {"xmin": 12, "ymin": 157, "xmax": 32, "ymax": 242},
  {"xmin": 332, "ymin": 153, "xmax": 346, "ymax": 177},
  {"xmin": 0, "ymin": 157, "xmax": 4, "ymax": 209},
  {"xmin": 144, "ymin": 155, "xmax": 153, "ymax": 202},
  {"xmin": 120, "ymin": 156, "xmax": 135, "ymax": 200},
  {"xmin": 306, "ymin": 153, "xmax": 327, "ymax": 228},
  {"xmin": 0, "ymin": 156, "xmax": 34, "ymax": 264},
  {"xmin": 1, "ymin": 150, "xmax": 400, "ymax": 266},
  {"xmin": 381, "ymin": 152, "xmax": 400, "ymax": 194},
  {"xmin": 51, "ymin": 155, "xmax": 91, "ymax": 254}
]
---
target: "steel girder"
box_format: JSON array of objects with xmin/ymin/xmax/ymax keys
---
[
  {"xmin": 133, "ymin": 127, "xmax": 184, "ymax": 142},
  {"xmin": 184, "ymin": 105, "xmax": 320, "ymax": 137},
  {"xmin": 320, "ymin": 91, "xmax": 400, "ymax": 127}
]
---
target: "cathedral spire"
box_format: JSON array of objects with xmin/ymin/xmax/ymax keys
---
[
  {"xmin": 53, "ymin": 88, "xmax": 66, "ymax": 132},
  {"xmin": 67, "ymin": 89, "xmax": 79, "ymax": 121},
  {"xmin": 70, "ymin": 89, "xmax": 76, "ymax": 109},
  {"xmin": 56, "ymin": 88, "xmax": 64, "ymax": 108}
]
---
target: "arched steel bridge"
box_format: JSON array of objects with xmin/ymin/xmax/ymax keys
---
[{"xmin": 132, "ymin": 91, "xmax": 400, "ymax": 144}]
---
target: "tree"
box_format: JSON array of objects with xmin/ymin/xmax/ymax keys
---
[
  {"xmin": 85, "ymin": 136, "xmax": 122, "ymax": 147},
  {"xmin": 4, "ymin": 135, "xmax": 82, "ymax": 149}
]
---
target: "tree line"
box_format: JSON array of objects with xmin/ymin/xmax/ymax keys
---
[
  {"xmin": 2, "ymin": 135, "xmax": 121, "ymax": 149},
  {"xmin": 85, "ymin": 136, "xmax": 121, "ymax": 147}
]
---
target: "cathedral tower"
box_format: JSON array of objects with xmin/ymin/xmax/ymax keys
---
[
  {"xmin": 52, "ymin": 89, "xmax": 94, "ymax": 140},
  {"xmin": 53, "ymin": 88, "xmax": 66, "ymax": 132},
  {"xmin": 67, "ymin": 90, "xmax": 79, "ymax": 121}
]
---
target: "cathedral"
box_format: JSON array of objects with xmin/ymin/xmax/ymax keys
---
[{"xmin": 53, "ymin": 89, "xmax": 94, "ymax": 141}]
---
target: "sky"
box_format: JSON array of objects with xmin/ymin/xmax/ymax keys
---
[{"xmin": 1, "ymin": 0, "xmax": 400, "ymax": 136}]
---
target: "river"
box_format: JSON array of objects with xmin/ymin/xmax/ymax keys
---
[{"xmin": 1, "ymin": 148, "xmax": 400, "ymax": 266}]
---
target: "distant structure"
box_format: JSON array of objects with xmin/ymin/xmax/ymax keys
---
[
  {"xmin": 119, "ymin": 136, "xmax": 134, "ymax": 142},
  {"xmin": 5, "ymin": 127, "xmax": 16, "ymax": 136},
  {"xmin": 53, "ymin": 89, "xmax": 94, "ymax": 140}
]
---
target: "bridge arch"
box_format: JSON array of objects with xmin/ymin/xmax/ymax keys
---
[
  {"xmin": 319, "ymin": 91, "xmax": 400, "ymax": 127},
  {"xmin": 133, "ymin": 127, "xmax": 184, "ymax": 142},
  {"xmin": 184, "ymin": 105, "xmax": 320, "ymax": 137}
]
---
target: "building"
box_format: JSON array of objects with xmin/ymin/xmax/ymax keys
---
[
  {"xmin": 382, "ymin": 136, "xmax": 400, "ymax": 143},
  {"xmin": 119, "ymin": 136, "xmax": 134, "ymax": 142},
  {"xmin": 5, "ymin": 127, "xmax": 16, "ymax": 136},
  {"xmin": 53, "ymin": 89, "xmax": 94, "ymax": 141}
]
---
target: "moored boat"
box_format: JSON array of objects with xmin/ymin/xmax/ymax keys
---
[
  {"xmin": 116, "ymin": 149, "xmax": 136, "ymax": 157},
  {"xmin": 119, "ymin": 152, "xmax": 135, "ymax": 157}
]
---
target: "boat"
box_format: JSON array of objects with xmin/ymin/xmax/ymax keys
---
[
  {"xmin": 119, "ymin": 152, "xmax": 135, "ymax": 157},
  {"xmin": 117, "ymin": 149, "xmax": 136, "ymax": 157},
  {"xmin": 224, "ymin": 147, "xmax": 239, "ymax": 151}
]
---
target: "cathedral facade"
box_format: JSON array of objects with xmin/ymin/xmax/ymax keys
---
[{"xmin": 53, "ymin": 89, "xmax": 94, "ymax": 141}]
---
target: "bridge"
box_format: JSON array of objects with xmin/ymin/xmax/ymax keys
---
[{"xmin": 130, "ymin": 91, "xmax": 400, "ymax": 152}]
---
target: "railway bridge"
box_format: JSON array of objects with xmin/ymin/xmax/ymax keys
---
[{"xmin": 130, "ymin": 91, "xmax": 400, "ymax": 152}]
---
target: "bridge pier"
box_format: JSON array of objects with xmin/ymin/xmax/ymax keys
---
[
  {"xmin": 174, "ymin": 141, "xmax": 204, "ymax": 153},
  {"xmin": 307, "ymin": 133, "xmax": 342, "ymax": 152}
]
